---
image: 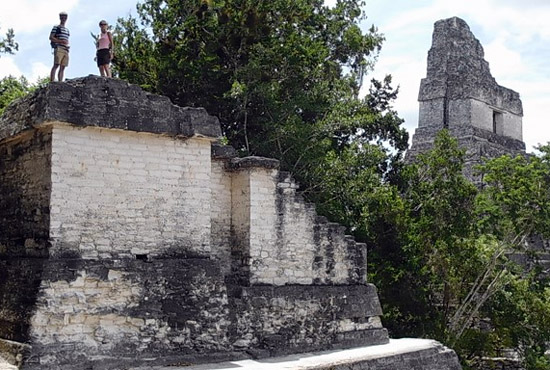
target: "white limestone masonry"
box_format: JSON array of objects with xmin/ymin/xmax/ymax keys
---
[
  {"xmin": 234, "ymin": 167, "xmax": 365, "ymax": 286},
  {"xmin": 210, "ymin": 160, "xmax": 233, "ymax": 275},
  {"xmin": 48, "ymin": 124, "xmax": 213, "ymax": 258}
]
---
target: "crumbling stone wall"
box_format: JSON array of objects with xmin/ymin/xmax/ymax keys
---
[
  {"xmin": 0, "ymin": 129, "xmax": 52, "ymax": 257},
  {"xmin": 229, "ymin": 284, "xmax": 387, "ymax": 357},
  {"xmin": 210, "ymin": 147, "xmax": 235, "ymax": 276},
  {"xmin": 0, "ymin": 76, "xmax": 462, "ymax": 369},
  {"xmin": 18, "ymin": 259, "xmax": 232, "ymax": 369},
  {"xmin": 225, "ymin": 158, "xmax": 367, "ymax": 286},
  {"xmin": 0, "ymin": 257, "xmax": 389, "ymax": 370}
]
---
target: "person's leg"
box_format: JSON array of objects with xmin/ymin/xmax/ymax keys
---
[
  {"xmin": 50, "ymin": 48, "xmax": 62, "ymax": 82},
  {"xmin": 105, "ymin": 64, "xmax": 111, "ymax": 78},
  {"xmin": 99, "ymin": 65, "xmax": 105, "ymax": 76},
  {"xmin": 57, "ymin": 50, "xmax": 69, "ymax": 82},
  {"xmin": 58, "ymin": 66, "xmax": 65, "ymax": 82},
  {"xmin": 50, "ymin": 65, "xmax": 59, "ymax": 82}
]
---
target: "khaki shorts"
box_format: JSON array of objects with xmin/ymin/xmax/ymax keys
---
[{"xmin": 53, "ymin": 48, "xmax": 69, "ymax": 67}]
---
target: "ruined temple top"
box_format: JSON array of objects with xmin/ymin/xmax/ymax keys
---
[
  {"xmin": 0, "ymin": 75, "xmax": 222, "ymax": 142},
  {"xmin": 419, "ymin": 17, "xmax": 522, "ymax": 115}
]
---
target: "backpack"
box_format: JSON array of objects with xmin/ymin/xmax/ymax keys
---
[{"xmin": 50, "ymin": 26, "xmax": 61, "ymax": 49}]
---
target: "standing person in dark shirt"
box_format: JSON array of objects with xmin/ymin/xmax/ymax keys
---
[{"xmin": 49, "ymin": 11, "xmax": 70, "ymax": 82}]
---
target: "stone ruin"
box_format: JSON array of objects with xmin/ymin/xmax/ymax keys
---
[
  {"xmin": 410, "ymin": 16, "xmax": 550, "ymax": 268},
  {"xmin": 408, "ymin": 16, "xmax": 526, "ymax": 181},
  {"xmin": 0, "ymin": 76, "xmax": 462, "ymax": 369},
  {"xmin": 409, "ymin": 16, "xmax": 549, "ymax": 369}
]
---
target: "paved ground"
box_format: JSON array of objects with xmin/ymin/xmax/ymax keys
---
[
  {"xmin": 0, "ymin": 338, "xmax": 446, "ymax": 369},
  {"xmin": 130, "ymin": 338, "xmax": 444, "ymax": 369}
]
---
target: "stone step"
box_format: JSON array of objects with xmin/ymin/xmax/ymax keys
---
[{"xmin": 127, "ymin": 338, "xmax": 461, "ymax": 370}]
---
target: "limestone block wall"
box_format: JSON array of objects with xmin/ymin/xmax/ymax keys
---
[
  {"xmin": 0, "ymin": 128, "xmax": 52, "ymax": 257},
  {"xmin": 469, "ymin": 99, "xmax": 522, "ymax": 141},
  {"xmin": 11, "ymin": 259, "xmax": 232, "ymax": 369},
  {"xmin": 0, "ymin": 77, "xmax": 392, "ymax": 368},
  {"xmin": 48, "ymin": 124, "xmax": 212, "ymax": 259},
  {"xmin": 419, "ymin": 97, "xmax": 523, "ymax": 142},
  {"xmin": 0, "ymin": 258, "xmax": 388, "ymax": 369},
  {"xmin": 230, "ymin": 284, "xmax": 387, "ymax": 356},
  {"xmin": 228, "ymin": 158, "xmax": 367, "ymax": 286},
  {"xmin": 210, "ymin": 157, "xmax": 233, "ymax": 276},
  {"xmin": 502, "ymin": 110, "xmax": 523, "ymax": 141}
]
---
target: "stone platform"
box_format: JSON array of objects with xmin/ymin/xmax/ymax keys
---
[{"xmin": 130, "ymin": 339, "xmax": 461, "ymax": 370}]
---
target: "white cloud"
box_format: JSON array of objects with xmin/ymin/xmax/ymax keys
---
[
  {"xmin": 30, "ymin": 61, "xmax": 50, "ymax": 81},
  {"xmin": 484, "ymin": 38, "xmax": 526, "ymax": 78},
  {"xmin": 0, "ymin": 56, "xmax": 23, "ymax": 78},
  {"xmin": 0, "ymin": 0, "xmax": 79, "ymax": 34}
]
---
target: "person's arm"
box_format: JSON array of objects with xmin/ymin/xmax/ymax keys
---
[
  {"xmin": 107, "ymin": 32, "xmax": 114, "ymax": 56},
  {"xmin": 49, "ymin": 28, "xmax": 67, "ymax": 45}
]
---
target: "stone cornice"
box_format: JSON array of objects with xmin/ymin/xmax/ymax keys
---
[{"xmin": 0, "ymin": 75, "xmax": 222, "ymax": 141}]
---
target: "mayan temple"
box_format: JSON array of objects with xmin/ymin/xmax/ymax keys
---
[
  {"xmin": 408, "ymin": 17, "xmax": 526, "ymax": 181},
  {"xmin": 0, "ymin": 75, "xmax": 462, "ymax": 369},
  {"xmin": 0, "ymin": 14, "xmax": 532, "ymax": 370}
]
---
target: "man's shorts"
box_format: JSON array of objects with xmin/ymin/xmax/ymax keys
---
[
  {"xmin": 96, "ymin": 48, "xmax": 111, "ymax": 67},
  {"xmin": 54, "ymin": 47, "xmax": 69, "ymax": 67}
]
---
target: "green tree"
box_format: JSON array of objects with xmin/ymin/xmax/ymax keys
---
[
  {"xmin": 461, "ymin": 147, "xmax": 550, "ymax": 368},
  {"xmin": 374, "ymin": 130, "xmax": 479, "ymax": 339},
  {"xmin": 384, "ymin": 133, "xmax": 550, "ymax": 368},
  {"xmin": 0, "ymin": 76, "xmax": 32, "ymax": 115},
  {"xmin": 0, "ymin": 27, "xmax": 18, "ymax": 55},
  {"xmin": 113, "ymin": 0, "xmax": 408, "ymax": 221}
]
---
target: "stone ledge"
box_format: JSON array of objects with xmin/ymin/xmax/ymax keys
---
[
  {"xmin": 228, "ymin": 156, "xmax": 280, "ymax": 171},
  {"xmin": 211, "ymin": 143, "xmax": 238, "ymax": 160},
  {"xmin": 128, "ymin": 338, "xmax": 462, "ymax": 369},
  {"xmin": 0, "ymin": 76, "xmax": 222, "ymax": 142}
]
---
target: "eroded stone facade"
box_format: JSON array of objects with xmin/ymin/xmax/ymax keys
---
[
  {"xmin": 0, "ymin": 76, "xmax": 403, "ymax": 369},
  {"xmin": 408, "ymin": 17, "xmax": 526, "ymax": 181}
]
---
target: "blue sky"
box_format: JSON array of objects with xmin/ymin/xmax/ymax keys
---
[{"xmin": 1, "ymin": 0, "xmax": 549, "ymax": 152}]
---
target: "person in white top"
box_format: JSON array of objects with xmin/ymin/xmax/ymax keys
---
[{"xmin": 96, "ymin": 20, "xmax": 114, "ymax": 77}]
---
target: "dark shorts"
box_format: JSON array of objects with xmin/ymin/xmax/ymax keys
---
[{"xmin": 96, "ymin": 48, "xmax": 111, "ymax": 67}]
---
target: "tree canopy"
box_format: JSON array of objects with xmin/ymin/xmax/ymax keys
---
[
  {"xmin": 371, "ymin": 131, "xmax": 550, "ymax": 369},
  {"xmin": 0, "ymin": 76, "xmax": 32, "ymax": 115},
  {"xmin": 0, "ymin": 27, "xmax": 17, "ymax": 56},
  {"xmin": 113, "ymin": 0, "xmax": 407, "ymax": 225}
]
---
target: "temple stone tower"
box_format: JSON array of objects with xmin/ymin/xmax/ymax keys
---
[{"xmin": 408, "ymin": 17, "xmax": 526, "ymax": 179}]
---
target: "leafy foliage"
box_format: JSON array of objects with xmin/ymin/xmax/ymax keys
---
[
  {"xmin": 0, "ymin": 27, "xmax": 18, "ymax": 55},
  {"xmin": 372, "ymin": 130, "xmax": 479, "ymax": 339},
  {"xmin": 0, "ymin": 76, "xmax": 49, "ymax": 116},
  {"xmin": 373, "ymin": 131, "xmax": 550, "ymax": 368},
  {"xmin": 0, "ymin": 76, "xmax": 32, "ymax": 115},
  {"xmin": 113, "ymin": 0, "xmax": 408, "ymax": 225}
]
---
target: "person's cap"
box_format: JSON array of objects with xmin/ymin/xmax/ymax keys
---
[{"xmin": 59, "ymin": 11, "xmax": 68, "ymax": 16}]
